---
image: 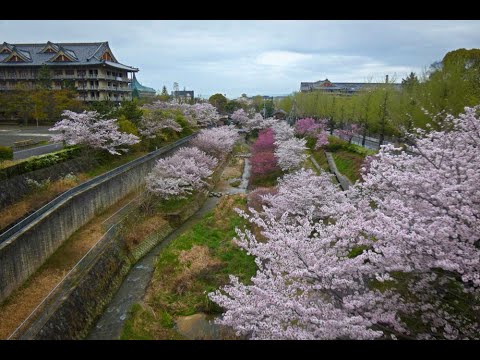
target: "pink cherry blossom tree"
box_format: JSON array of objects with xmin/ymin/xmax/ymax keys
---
[
  {"xmin": 315, "ymin": 131, "xmax": 329, "ymax": 149},
  {"xmin": 49, "ymin": 110, "xmax": 140, "ymax": 155},
  {"xmin": 274, "ymin": 137, "xmax": 307, "ymax": 171},
  {"xmin": 295, "ymin": 117, "xmax": 321, "ymax": 136},
  {"xmin": 190, "ymin": 102, "xmax": 220, "ymax": 127},
  {"xmin": 337, "ymin": 123, "xmax": 361, "ymax": 143},
  {"xmin": 231, "ymin": 109, "xmax": 249, "ymax": 125},
  {"xmin": 210, "ymin": 105, "xmax": 480, "ymax": 340},
  {"xmin": 270, "ymin": 121, "xmax": 294, "ymax": 141},
  {"xmin": 145, "ymin": 148, "xmax": 214, "ymax": 199},
  {"xmin": 191, "ymin": 125, "xmax": 240, "ymax": 158}
]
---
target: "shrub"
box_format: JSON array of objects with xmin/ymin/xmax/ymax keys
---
[
  {"xmin": 0, "ymin": 146, "xmax": 13, "ymax": 161},
  {"xmin": 324, "ymin": 136, "xmax": 348, "ymax": 152},
  {"xmin": 305, "ymin": 135, "xmax": 317, "ymax": 150},
  {"xmin": 117, "ymin": 116, "xmax": 140, "ymax": 136},
  {"xmin": 324, "ymin": 136, "xmax": 376, "ymax": 157},
  {"xmin": 0, "ymin": 147, "xmax": 82, "ymax": 180}
]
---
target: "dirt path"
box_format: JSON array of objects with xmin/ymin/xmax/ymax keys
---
[{"xmin": 0, "ymin": 191, "xmax": 141, "ymax": 339}]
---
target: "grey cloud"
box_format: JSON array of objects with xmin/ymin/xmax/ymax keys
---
[{"xmin": 1, "ymin": 20, "xmax": 479, "ymax": 98}]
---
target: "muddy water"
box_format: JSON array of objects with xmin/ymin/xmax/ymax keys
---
[{"xmin": 87, "ymin": 156, "xmax": 249, "ymax": 340}]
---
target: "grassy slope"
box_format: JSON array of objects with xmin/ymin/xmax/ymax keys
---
[
  {"xmin": 332, "ymin": 151, "xmax": 365, "ymax": 183},
  {"xmin": 121, "ymin": 195, "xmax": 256, "ymax": 340}
]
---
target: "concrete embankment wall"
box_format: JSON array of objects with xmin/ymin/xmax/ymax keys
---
[
  {"xmin": 0, "ymin": 136, "xmax": 194, "ymax": 304},
  {"xmin": 18, "ymin": 155, "xmax": 230, "ymax": 340},
  {"xmin": 0, "ymin": 156, "xmax": 98, "ymax": 209}
]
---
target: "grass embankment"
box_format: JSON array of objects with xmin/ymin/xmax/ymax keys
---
[
  {"xmin": 323, "ymin": 137, "xmax": 377, "ymax": 183},
  {"xmin": 0, "ymin": 191, "xmax": 140, "ymax": 339},
  {"xmin": 0, "ymin": 151, "xmax": 146, "ymax": 232},
  {"xmin": 332, "ymin": 151, "xmax": 365, "ymax": 183},
  {"xmin": 121, "ymin": 195, "xmax": 256, "ymax": 340}
]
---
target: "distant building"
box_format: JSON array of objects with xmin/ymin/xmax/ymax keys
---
[
  {"xmin": 172, "ymin": 90, "xmax": 194, "ymax": 101},
  {"xmin": 0, "ymin": 41, "xmax": 138, "ymax": 102},
  {"xmin": 300, "ymin": 77, "xmax": 400, "ymax": 95},
  {"xmin": 131, "ymin": 73, "xmax": 156, "ymax": 98},
  {"xmin": 273, "ymin": 109, "xmax": 287, "ymax": 120}
]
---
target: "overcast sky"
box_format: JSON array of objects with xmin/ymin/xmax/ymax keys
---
[{"xmin": 1, "ymin": 20, "xmax": 480, "ymax": 98}]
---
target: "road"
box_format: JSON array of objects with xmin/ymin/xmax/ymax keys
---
[
  {"xmin": 13, "ymin": 143, "xmax": 63, "ymax": 160},
  {"xmin": 349, "ymin": 134, "xmax": 392, "ymax": 150},
  {"xmin": 0, "ymin": 126, "xmax": 62, "ymax": 160}
]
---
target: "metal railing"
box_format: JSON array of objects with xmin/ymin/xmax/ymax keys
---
[{"xmin": 0, "ymin": 134, "xmax": 196, "ymax": 245}]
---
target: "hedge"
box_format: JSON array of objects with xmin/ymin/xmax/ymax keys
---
[
  {"xmin": 0, "ymin": 147, "xmax": 82, "ymax": 180},
  {"xmin": 0, "ymin": 146, "xmax": 13, "ymax": 161},
  {"xmin": 325, "ymin": 136, "xmax": 377, "ymax": 157}
]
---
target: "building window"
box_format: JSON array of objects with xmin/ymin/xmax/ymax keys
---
[
  {"xmin": 54, "ymin": 69, "xmax": 63, "ymax": 76},
  {"xmin": 65, "ymin": 69, "xmax": 74, "ymax": 75},
  {"xmin": 77, "ymin": 70, "xmax": 86, "ymax": 77},
  {"xmin": 91, "ymin": 91, "xmax": 95, "ymax": 98}
]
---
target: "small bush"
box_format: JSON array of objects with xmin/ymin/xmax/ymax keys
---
[
  {"xmin": 0, "ymin": 146, "xmax": 13, "ymax": 161},
  {"xmin": 305, "ymin": 135, "xmax": 317, "ymax": 150},
  {"xmin": 325, "ymin": 136, "xmax": 348, "ymax": 152},
  {"xmin": 26, "ymin": 177, "xmax": 51, "ymax": 191}
]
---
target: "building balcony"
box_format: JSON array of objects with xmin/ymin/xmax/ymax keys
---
[{"xmin": 0, "ymin": 74, "xmax": 37, "ymax": 80}]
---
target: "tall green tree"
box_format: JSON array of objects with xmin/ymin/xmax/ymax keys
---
[
  {"xmin": 208, "ymin": 93, "xmax": 228, "ymax": 114},
  {"xmin": 38, "ymin": 65, "xmax": 52, "ymax": 90}
]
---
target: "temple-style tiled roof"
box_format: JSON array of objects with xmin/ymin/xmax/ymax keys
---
[{"xmin": 0, "ymin": 41, "xmax": 138, "ymax": 71}]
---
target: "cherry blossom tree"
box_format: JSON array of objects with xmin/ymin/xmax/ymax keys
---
[
  {"xmin": 49, "ymin": 110, "xmax": 140, "ymax": 155},
  {"xmin": 337, "ymin": 123, "xmax": 361, "ymax": 143},
  {"xmin": 315, "ymin": 131, "xmax": 329, "ymax": 149},
  {"xmin": 239, "ymin": 113, "xmax": 266, "ymax": 132},
  {"xmin": 295, "ymin": 117, "xmax": 321, "ymax": 136},
  {"xmin": 231, "ymin": 109, "xmax": 249, "ymax": 125},
  {"xmin": 190, "ymin": 102, "xmax": 220, "ymax": 127},
  {"xmin": 251, "ymin": 128, "xmax": 275, "ymax": 154},
  {"xmin": 270, "ymin": 121, "xmax": 294, "ymax": 141},
  {"xmin": 210, "ymin": 106, "xmax": 480, "ymax": 340},
  {"xmin": 191, "ymin": 125, "xmax": 240, "ymax": 158},
  {"xmin": 274, "ymin": 137, "xmax": 307, "ymax": 171},
  {"xmin": 294, "ymin": 117, "xmax": 329, "ymax": 149},
  {"xmin": 138, "ymin": 109, "xmax": 182, "ymax": 138},
  {"xmin": 145, "ymin": 148, "xmax": 214, "ymax": 199},
  {"xmin": 174, "ymin": 146, "xmax": 218, "ymax": 170},
  {"xmin": 250, "ymin": 152, "xmax": 279, "ymax": 179}
]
